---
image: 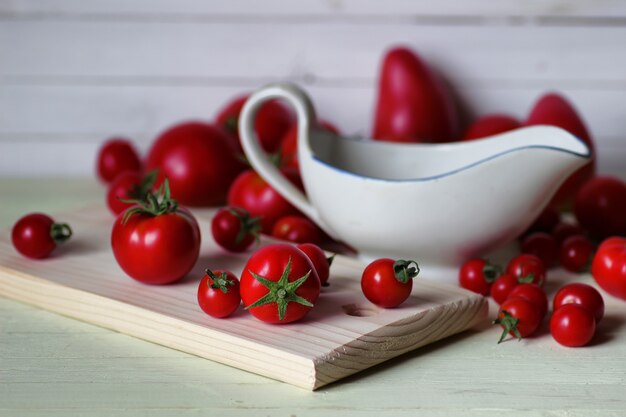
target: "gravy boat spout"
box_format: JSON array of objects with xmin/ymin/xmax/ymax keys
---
[{"xmin": 239, "ymin": 83, "xmax": 592, "ymax": 282}]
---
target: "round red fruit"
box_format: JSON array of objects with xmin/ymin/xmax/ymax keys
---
[
  {"xmin": 96, "ymin": 138, "xmax": 142, "ymax": 183},
  {"xmin": 12, "ymin": 213, "xmax": 72, "ymax": 259},
  {"xmin": 106, "ymin": 171, "xmax": 157, "ymax": 215},
  {"xmin": 506, "ymin": 254, "xmax": 547, "ymax": 287},
  {"xmin": 494, "ymin": 297, "xmax": 542, "ymax": 343},
  {"xmin": 361, "ymin": 258, "xmax": 420, "ymax": 308},
  {"xmin": 553, "ymin": 283, "xmax": 604, "ymax": 323},
  {"xmin": 297, "ymin": 243, "xmax": 333, "ymax": 286},
  {"xmin": 272, "ymin": 215, "xmax": 324, "ymax": 245},
  {"xmin": 197, "ymin": 269, "xmax": 241, "ymax": 318},
  {"xmin": 559, "ymin": 235, "xmax": 594, "ymax": 273},
  {"xmin": 574, "ymin": 176, "xmax": 626, "ymax": 239},
  {"xmin": 458, "ymin": 258, "xmax": 501, "ymax": 296},
  {"xmin": 211, "ymin": 207, "xmax": 260, "ymax": 253},
  {"xmin": 507, "ymin": 283, "xmax": 549, "ymax": 319},
  {"xmin": 521, "ymin": 232, "xmax": 558, "ymax": 268},
  {"xmin": 490, "ymin": 274, "xmax": 523, "ymax": 305},
  {"xmin": 591, "ymin": 237, "xmax": 626, "ymax": 300},
  {"xmin": 550, "ymin": 304, "xmax": 596, "ymax": 347}
]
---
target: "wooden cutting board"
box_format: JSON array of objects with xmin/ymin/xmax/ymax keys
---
[{"xmin": 0, "ymin": 205, "xmax": 488, "ymax": 390}]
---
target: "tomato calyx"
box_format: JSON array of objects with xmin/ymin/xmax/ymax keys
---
[
  {"xmin": 49, "ymin": 222, "xmax": 73, "ymax": 244},
  {"xmin": 223, "ymin": 116, "xmax": 238, "ymax": 134},
  {"xmin": 227, "ymin": 208, "xmax": 261, "ymax": 245},
  {"xmin": 127, "ymin": 170, "xmax": 158, "ymax": 201},
  {"xmin": 393, "ymin": 259, "xmax": 420, "ymax": 284},
  {"xmin": 482, "ymin": 261, "xmax": 502, "ymax": 283},
  {"xmin": 206, "ymin": 269, "xmax": 236, "ymax": 294},
  {"xmin": 493, "ymin": 310, "xmax": 522, "ymax": 343},
  {"xmin": 122, "ymin": 179, "xmax": 179, "ymax": 224},
  {"xmin": 245, "ymin": 257, "xmax": 314, "ymax": 321},
  {"xmin": 518, "ymin": 274, "xmax": 535, "ymax": 284}
]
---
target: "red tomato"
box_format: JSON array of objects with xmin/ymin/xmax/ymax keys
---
[
  {"xmin": 240, "ymin": 244, "xmax": 320, "ymax": 324},
  {"xmin": 215, "ymin": 95, "xmax": 294, "ymax": 153},
  {"xmin": 506, "ymin": 254, "xmax": 547, "ymax": 287},
  {"xmin": 145, "ymin": 121, "xmax": 245, "ymax": 207},
  {"xmin": 521, "ymin": 232, "xmax": 558, "ymax": 268},
  {"xmin": 197, "ymin": 269, "xmax": 241, "ymax": 318},
  {"xmin": 507, "ymin": 284, "xmax": 549, "ymax": 319},
  {"xmin": 559, "ymin": 235, "xmax": 594, "ymax": 273},
  {"xmin": 106, "ymin": 171, "xmax": 157, "ymax": 215},
  {"xmin": 211, "ymin": 207, "xmax": 260, "ymax": 253},
  {"xmin": 458, "ymin": 258, "xmax": 501, "ymax": 296},
  {"xmin": 462, "ymin": 114, "xmax": 521, "ymax": 140},
  {"xmin": 524, "ymin": 206, "xmax": 560, "ymax": 236},
  {"xmin": 279, "ymin": 120, "xmax": 339, "ymax": 169},
  {"xmin": 525, "ymin": 93, "xmax": 596, "ymax": 209},
  {"xmin": 591, "ymin": 237, "xmax": 626, "ymax": 300},
  {"xmin": 495, "ymin": 297, "xmax": 542, "ymax": 343},
  {"xmin": 272, "ymin": 215, "xmax": 324, "ymax": 245},
  {"xmin": 550, "ymin": 304, "xmax": 596, "ymax": 347},
  {"xmin": 12, "ymin": 213, "xmax": 72, "ymax": 259},
  {"xmin": 490, "ymin": 273, "xmax": 525, "ymax": 305},
  {"xmin": 96, "ymin": 138, "xmax": 142, "ymax": 183},
  {"xmin": 574, "ymin": 176, "xmax": 626, "ymax": 239},
  {"xmin": 553, "ymin": 283, "xmax": 604, "ymax": 323},
  {"xmin": 551, "ymin": 221, "xmax": 585, "ymax": 244},
  {"xmin": 297, "ymin": 243, "xmax": 333, "ymax": 286},
  {"xmin": 361, "ymin": 258, "xmax": 420, "ymax": 308},
  {"xmin": 372, "ymin": 47, "xmax": 460, "ymax": 143},
  {"xmin": 111, "ymin": 182, "xmax": 201, "ymax": 285},
  {"xmin": 227, "ymin": 168, "xmax": 302, "ymax": 233}
]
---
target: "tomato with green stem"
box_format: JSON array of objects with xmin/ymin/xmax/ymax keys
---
[
  {"xmin": 490, "ymin": 273, "xmax": 533, "ymax": 305},
  {"xmin": 506, "ymin": 254, "xmax": 547, "ymax": 287},
  {"xmin": 12, "ymin": 213, "xmax": 72, "ymax": 259},
  {"xmin": 361, "ymin": 258, "xmax": 420, "ymax": 308},
  {"xmin": 459, "ymin": 258, "xmax": 501, "ymax": 296},
  {"xmin": 494, "ymin": 297, "xmax": 542, "ymax": 343},
  {"xmin": 107, "ymin": 170, "xmax": 157, "ymax": 215},
  {"xmin": 211, "ymin": 207, "xmax": 261, "ymax": 253},
  {"xmin": 197, "ymin": 269, "xmax": 241, "ymax": 318}
]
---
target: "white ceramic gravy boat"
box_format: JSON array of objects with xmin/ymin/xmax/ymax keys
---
[{"xmin": 239, "ymin": 84, "xmax": 591, "ymax": 281}]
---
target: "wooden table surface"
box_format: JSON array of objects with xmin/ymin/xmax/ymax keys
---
[{"xmin": 1, "ymin": 178, "xmax": 625, "ymax": 417}]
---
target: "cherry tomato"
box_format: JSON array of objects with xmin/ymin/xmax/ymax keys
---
[
  {"xmin": 574, "ymin": 176, "xmax": 626, "ymax": 239},
  {"xmin": 279, "ymin": 120, "xmax": 339, "ymax": 169},
  {"xmin": 227, "ymin": 168, "xmax": 302, "ymax": 233},
  {"xmin": 507, "ymin": 283, "xmax": 548, "ymax": 319},
  {"xmin": 551, "ymin": 221, "xmax": 585, "ymax": 245},
  {"xmin": 111, "ymin": 181, "xmax": 201, "ymax": 285},
  {"xmin": 106, "ymin": 171, "xmax": 157, "ymax": 215},
  {"xmin": 591, "ymin": 237, "xmax": 626, "ymax": 300},
  {"xmin": 146, "ymin": 121, "xmax": 245, "ymax": 207},
  {"xmin": 559, "ymin": 235, "xmax": 594, "ymax": 273},
  {"xmin": 521, "ymin": 232, "xmax": 558, "ymax": 268},
  {"xmin": 211, "ymin": 207, "xmax": 260, "ymax": 253},
  {"xmin": 197, "ymin": 269, "xmax": 241, "ymax": 318},
  {"xmin": 506, "ymin": 254, "xmax": 547, "ymax": 287},
  {"xmin": 550, "ymin": 304, "xmax": 596, "ymax": 347},
  {"xmin": 272, "ymin": 215, "xmax": 324, "ymax": 245},
  {"xmin": 458, "ymin": 258, "xmax": 501, "ymax": 296},
  {"xmin": 462, "ymin": 114, "xmax": 521, "ymax": 141},
  {"xmin": 12, "ymin": 213, "xmax": 72, "ymax": 259},
  {"xmin": 361, "ymin": 258, "xmax": 420, "ymax": 308},
  {"xmin": 297, "ymin": 243, "xmax": 333, "ymax": 286},
  {"xmin": 96, "ymin": 138, "xmax": 142, "ymax": 183},
  {"xmin": 553, "ymin": 283, "xmax": 604, "ymax": 323},
  {"xmin": 490, "ymin": 273, "xmax": 525, "ymax": 305},
  {"xmin": 494, "ymin": 297, "xmax": 542, "ymax": 343},
  {"xmin": 240, "ymin": 244, "xmax": 320, "ymax": 324}
]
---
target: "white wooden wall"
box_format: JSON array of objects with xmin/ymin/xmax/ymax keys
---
[{"xmin": 1, "ymin": 0, "xmax": 625, "ymax": 176}]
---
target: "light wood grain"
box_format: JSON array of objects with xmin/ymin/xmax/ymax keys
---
[{"xmin": 0, "ymin": 204, "xmax": 487, "ymax": 390}]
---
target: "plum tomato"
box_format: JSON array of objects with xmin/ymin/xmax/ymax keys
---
[
  {"xmin": 559, "ymin": 235, "xmax": 594, "ymax": 273},
  {"xmin": 574, "ymin": 176, "xmax": 626, "ymax": 239},
  {"xmin": 111, "ymin": 180, "xmax": 201, "ymax": 285},
  {"xmin": 272, "ymin": 215, "xmax": 325, "ymax": 245},
  {"xmin": 197, "ymin": 269, "xmax": 241, "ymax": 318},
  {"xmin": 297, "ymin": 243, "xmax": 333, "ymax": 286},
  {"xmin": 506, "ymin": 254, "xmax": 547, "ymax": 287},
  {"xmin": 591, "ymin": 237, "xmax": 626, "ymax": 300},
  {"xmin": 553, "ymin": 283, "xmax": 604, "ymax": 323},
  {"xmin": 96, "ymin": 138, "xmax": 142, "ymax": 183},
  {"xmin": 361, "ymin": 258, "xmax": 420, "ymax": 308},
  {"xmin": 550, "ymin": 304, "xmax": 596, "ymax": 347},
  {"xmin": 240, "ymin": 244, "xmax": 320, "ymax": 324},
  {"xmin": 211, "ymin": 207, "xmax": 260, "ymax": 253},
  {"xmin": 521, "ymin": 232, "xmax": 558, "ymax": 268},
  {"xmin": 494, "ymin": 297, "xmax": 542, "ymax": 343},
  {"xmin": 12, "ymin": 213, "xmax": 72, "ymax": 259},
  {"xmin": 106, "ymin": 170, "xmax": 157, "ymax": 215},
  {"xmin": 458, "ymin": 258, "xmax": 501, "ymax": 296},
  {"xmin": 507, "ymin": 283, "xmax": 549, "ymax": 319}
]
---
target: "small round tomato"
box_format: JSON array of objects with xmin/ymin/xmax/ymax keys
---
[
  {"xmin": 106, "ymin": 171, "xmax": 157, "ymax": 215},
  {"xmin": 458, "ymin": 259, "xmax": 501, "ymax": 296},
  {"xmin": 490, "ymin": 273, "xmax": 526, "ymax": 305},
  {"xmin": 507, "ymin": 283, "xmax": 548, "ymax": 319},
  {"xmin": 553, "ymin": 283, "xmax": 604, "ymax": 323},
  {"xmin": 96, "ymin": 138, "xmax": 142, "ymax": 183},
  {"xmin": 272, "ymin": 215, "xmax": 324, "ymax": 245},
  {"xmin": 521, "ymin": 232, "xmax": 558, "ymax": 268},
  {"xmin": 12, "ymin": 213, "xmax": 72, "ymax": 259},
  {"xmin": 591, "ymin": 237, "xmax": 626, "ymax": 300},
  {"xmin": 574, "ymin": 176, "xmax": 626, "ymax": 239},
  {"xmin": 240, "ymin": 244, "xmax": 320, "ymax": 324},
  {"xmin": 559, "ymin": 235, "xmax": 594, "ymax": 273},
  {"xmin": 297, "ymin": 243, "xmax": 333, "ymax": 286},
  {"xmin": 197, "ymin": 269, "xmax": 241, "ymax": 318},
  {"xmin": 551, "ymin": 221, "xmax": 585, "ymax": 244},
  {"xmin": 506, "ymin": 254, "xmax": 547, "ymax": 287},
  {"xmin": 494, "ymin": 297, "xmax": 542, "ymax": 343},
  {"xmin": 111, "ymin": 181, "xmax": 201, "ymax": 285},
  {"xmin": 550, "ymin": 304, "xmax": 596, "ymax": 347},
  {"xmin": 361, "ymin": 258, "xmax": 420, "ymax": 308},
  {"xmin": 211, "ymin": 207, "xmax": 260, "ymax": 253}
]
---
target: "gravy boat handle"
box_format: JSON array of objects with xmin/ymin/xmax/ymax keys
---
[{"xmin": 239, "ymin": 83, "xmax": 331, "ymax": 235}]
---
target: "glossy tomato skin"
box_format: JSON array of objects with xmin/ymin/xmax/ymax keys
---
[
  {"xmin": 297, "ymin": 243, "xmax": 331, "ymax": 286},
  {"xmin": 227, "ymin": 168, "xmax": 302, "ymax": 233},
  {"xmin": 240, "ymin": 244, "xmax": 320, "ymax": 324},
  {"xmin": 145, "ymin": 122, "xmax": 245, "ymax": 207},
  {"xmin": 551, "ymin": 222, "xmax": 585, "ymax": 245},
  {"xmin": 106, "ymin": 171, "xmax": 144, "ymax": 215},
  {"xmin": 458, "ymin": 259, "xmax": 497, "ymax": 296},
  {"xmin": 272, "ymin": 215, "xmax": 324, "ymax": 245},
  {"xmin": 111, "ymin": 209, "xmax": 200, "ymax": 285},
  {"xmin": 550, "ymin": 304, "xmax": 596, "ymax": 347},
  {"xmin": 506, "ymin": 254, "xmax": 546, "ymax": 287},
  {"xmin": 498, "ymin": 297, "xmax": 542, "ymax": 339},
  {"xmin": 96, "ymin": 138, "xmax": 142, "ymax": 183},
  {"xmin": 211, "ymin": 207, "xmax": 258, "ymax": 253},
  {"xmin": 12, "ymin": 213, "xmax": 59, "ymax": 259},
  {"xmin": 559, "ymin": 235, "xmax": 594, "ymax": 273},
  {"xmin": 490, "ymin": 274, "xmax": 520, "ymax": 305},
  {"xmin": 197, "ymin": 270, "xmax": 241, "ymax": 318},
  {"xmin": 574, "ymin": 176, "xmax": 626, "ymax": 239},
  {"xmin": 507, "ymin": 284, "xmax": 549, "ymax": 319},
  {"xmin": 553, "ymin": 283, "xmax": 604, "ymax": 323},
  {"xmin": 361, "ymin": 258, "xmax": 414, "ymax": 308},
  {"xmin": 591, "ymin": 237, "xmax": 626, "ymax": 300},
  {"xmin": 521, "ymin": 232, "xmax": 558, "ymax": 268},
  {"xmin": 462, "ymin": 114, "xmax": 521, "ymax": 141}
]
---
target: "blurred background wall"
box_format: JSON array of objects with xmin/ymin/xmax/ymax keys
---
[{"xmin": 1, "ymin": 0, "xmax": 624, "ymax": 176}]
